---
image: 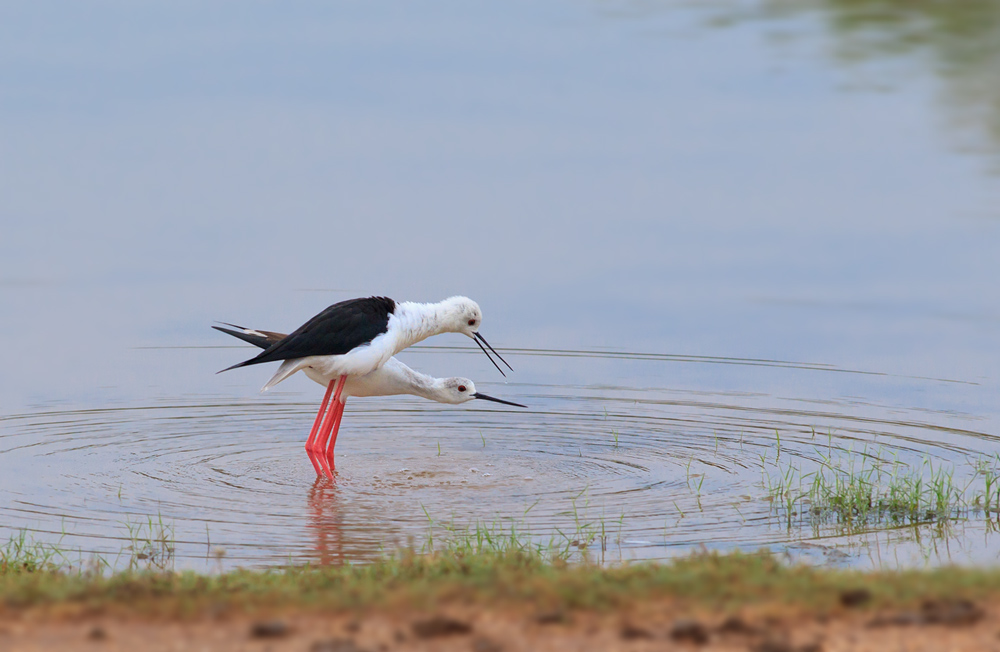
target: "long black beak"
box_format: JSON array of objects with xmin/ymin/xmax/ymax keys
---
[
  {"xmin": 473, "ymin": 332, "xmax": 514, "ymax": 377},
  {"xmin": 472, "ymin": 392, "xmax": 527, "ymax": 408}
]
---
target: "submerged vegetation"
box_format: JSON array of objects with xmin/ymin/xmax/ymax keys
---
[
  {"xmin": 422, "ymin": 490, "xmax": 626, "ymax": 567},
  {"xmin": 763, "ymin": 443, "xmax": 1000, "ymax": 533}
]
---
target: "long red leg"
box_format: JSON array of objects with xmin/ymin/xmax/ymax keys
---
[
  {"xmin": 306, "ymin": 444, "xmax": 324, "ymax": 476},
  {"xmin": 313, "ymin": 375, "xmax": 347, "ymax": 478},
  {"xmin": 305, "ymin": 379, "xmax": 338, "ymax": 475},
  {"xmin": 324, "ymin": 396, "xmax": 347, "ymax": 469},
  {"xmin": 306, "ymin": 379, "xmax": 337, "ymax": 453}
]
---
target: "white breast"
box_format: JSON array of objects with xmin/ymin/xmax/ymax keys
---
[{"xmin": 303, "ymin": 357, "xmax": 423, "ymax": 398}]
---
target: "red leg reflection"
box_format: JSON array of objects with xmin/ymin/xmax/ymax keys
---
[{"xmin": 307, "ymin": 476, "xmax": 344, "ymax": 566}]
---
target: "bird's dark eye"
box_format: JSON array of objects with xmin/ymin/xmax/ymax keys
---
[
  {"xmin": 458, "ymin": 385, "xmax": 467, "ymax": 392},
  {"xmin": 467, "ymin": 319, "xmax": 476, "ymax": 326}
]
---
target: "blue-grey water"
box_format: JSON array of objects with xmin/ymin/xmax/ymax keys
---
[{"xmin": 2, "ymin": 1, "xmax": 1000, "ymax": 571}]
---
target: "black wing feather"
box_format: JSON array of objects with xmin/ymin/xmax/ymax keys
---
[{"xmin": 219, "ymin": 296, "xmax": 396, "ymax": 372}]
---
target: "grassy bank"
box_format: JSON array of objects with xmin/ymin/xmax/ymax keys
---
[{"xmin": 3, "ymin": 533, "xmax": 1000, "ymax": 618}]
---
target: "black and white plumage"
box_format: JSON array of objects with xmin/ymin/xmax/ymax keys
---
[
  {"xmin": 215, "ymin": 295, "xmax": 515, "ymax": 478},
  {"xmin": 219, "ymin": 295, "xmax": 512, "ymax": 391},
  {"xmin": 221, "ymin": 296, "xmax": 396, "ymax": 372},
  {"xmin": 214, "ymin": 322, "xmax": 525, "ymax": 407}
]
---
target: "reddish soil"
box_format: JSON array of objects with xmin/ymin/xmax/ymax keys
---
[{"xmin": 1, "ymin": 598, "xmax": 998, "ymax": 652}]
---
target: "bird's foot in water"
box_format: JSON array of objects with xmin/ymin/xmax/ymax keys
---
[{"xmin": 307, "ymin": 448, "xmax": 335, "ymax": 479}]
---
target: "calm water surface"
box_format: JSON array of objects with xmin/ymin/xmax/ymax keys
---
[{"xmin": 1, "ymin": 1, "xmax": 999, "ymax": 570}]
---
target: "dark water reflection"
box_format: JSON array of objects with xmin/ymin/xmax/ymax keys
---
[
  {"xmin": 683, "ymin": 0, "xmax": 1000, "ymax": 163},
  {"xmin": 1, "ymin": 1, "xmax": 999, "ymax": 570}
]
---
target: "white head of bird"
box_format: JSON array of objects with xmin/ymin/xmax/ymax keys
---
[
  {"xmin": 430, "ymin": 376, "xmax": 526, "ymax": 407},
  {"xmin": 415, "ymin": 296, "xmax": 513, "ymax": 377},
  {"xmin": 435, "ymin": 296, "xmax": 483, "ymax": 336},
  {"xmin": 433, "ymin": 377, "xmax": 479, "ymax": 404}
]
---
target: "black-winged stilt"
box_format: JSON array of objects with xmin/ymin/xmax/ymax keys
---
[{"xmin": 215, "ymin": 296, "xmax": 517, "ymax": 476}]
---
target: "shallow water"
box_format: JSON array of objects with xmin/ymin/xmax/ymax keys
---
[
  {"xmin": 2, "ymin": 1, "xmax": 1000, "ymax": 570},
  {"xmin": 4, "ymin": 345, "xmax": 999, "ymax": 570}
]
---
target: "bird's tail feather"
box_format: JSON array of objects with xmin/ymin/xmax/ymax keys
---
[
  {"xmin": 261, "ymin": 358, "xmax": 308, "ymax": 392},
  {"xmin": 213, "ymin": 323, "xmax": 292, "ymax": 373},
  {"xmin": 213, "ymin": 323, "xmax": 287, "ymax": 350}
]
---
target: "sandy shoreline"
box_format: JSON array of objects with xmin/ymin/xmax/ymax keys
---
[{"xmin": 2, "ymin": 596, "xmax": 996, "ymax": 652}]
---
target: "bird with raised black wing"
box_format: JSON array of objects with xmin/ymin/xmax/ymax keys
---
[{"xmin": 215, "ymin": 296, "xmax": 517, "ymax": 476}]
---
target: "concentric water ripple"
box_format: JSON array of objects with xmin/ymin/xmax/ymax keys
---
[{"xmin": 3, "ymin": 349, "xmax": 999, "ymax": 571}]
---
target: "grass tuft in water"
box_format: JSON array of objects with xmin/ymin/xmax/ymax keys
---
[
  {"xmin": 0, "ymin": 531, "xmax": 63, "ymax": 575},
  {"xmin": 123, "ymin": 515, "xmax": 175, "ymax": 572},
  {"xmin": 421, "ymin": 490, "xmax": 623, "ymax": 565},
  {"xmin": 764, "ymin": 445, "xmax": 1000, "ymax": 531}
]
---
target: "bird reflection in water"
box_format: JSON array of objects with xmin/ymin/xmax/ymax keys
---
[{"xmin": 306, "ymin": 477, "xmax": 347, "ymax": 566}]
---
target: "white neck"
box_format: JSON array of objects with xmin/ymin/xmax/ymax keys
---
[
  {"xmin": 382, "ymin": 358, "xmax": 450, "ymax": 403},
  {"xmin": 420, "ymin": 379, "xmax": 456, "ymax": 404},
  {"xmin": 391, "ymin": 299, "xmax": 459, "ymax": 352}
]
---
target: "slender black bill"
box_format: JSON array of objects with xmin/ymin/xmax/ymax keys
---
[
  {"xmin": 472, "ymin": 392, "xmax": 527, "ymax": 408},
  {"xmin": 474, "ymin": 332, "xmax": 514, "ymax": 372},
  {"xmin": 473, "ymin": 335, "xmax": 507, "ymax": 378}
]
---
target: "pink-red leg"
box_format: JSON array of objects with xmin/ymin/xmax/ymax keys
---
[
  {"xmin": 306, "ymin": 445, "xmax": 324, "ymax": 476},
  {"xmin": 324, "ymin": 396, "xmax": 347, "ymax": 469},
  {"xmin": 305, "ymin": 379, "xmax": 337, "ymax": 453},
  {"xmin": 305, "ymin": 378, "xmax": 338, "ymax": 476},
  {"xmin": 313, "ymin": 375, "xmax": 347, "ymax": 477}
]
